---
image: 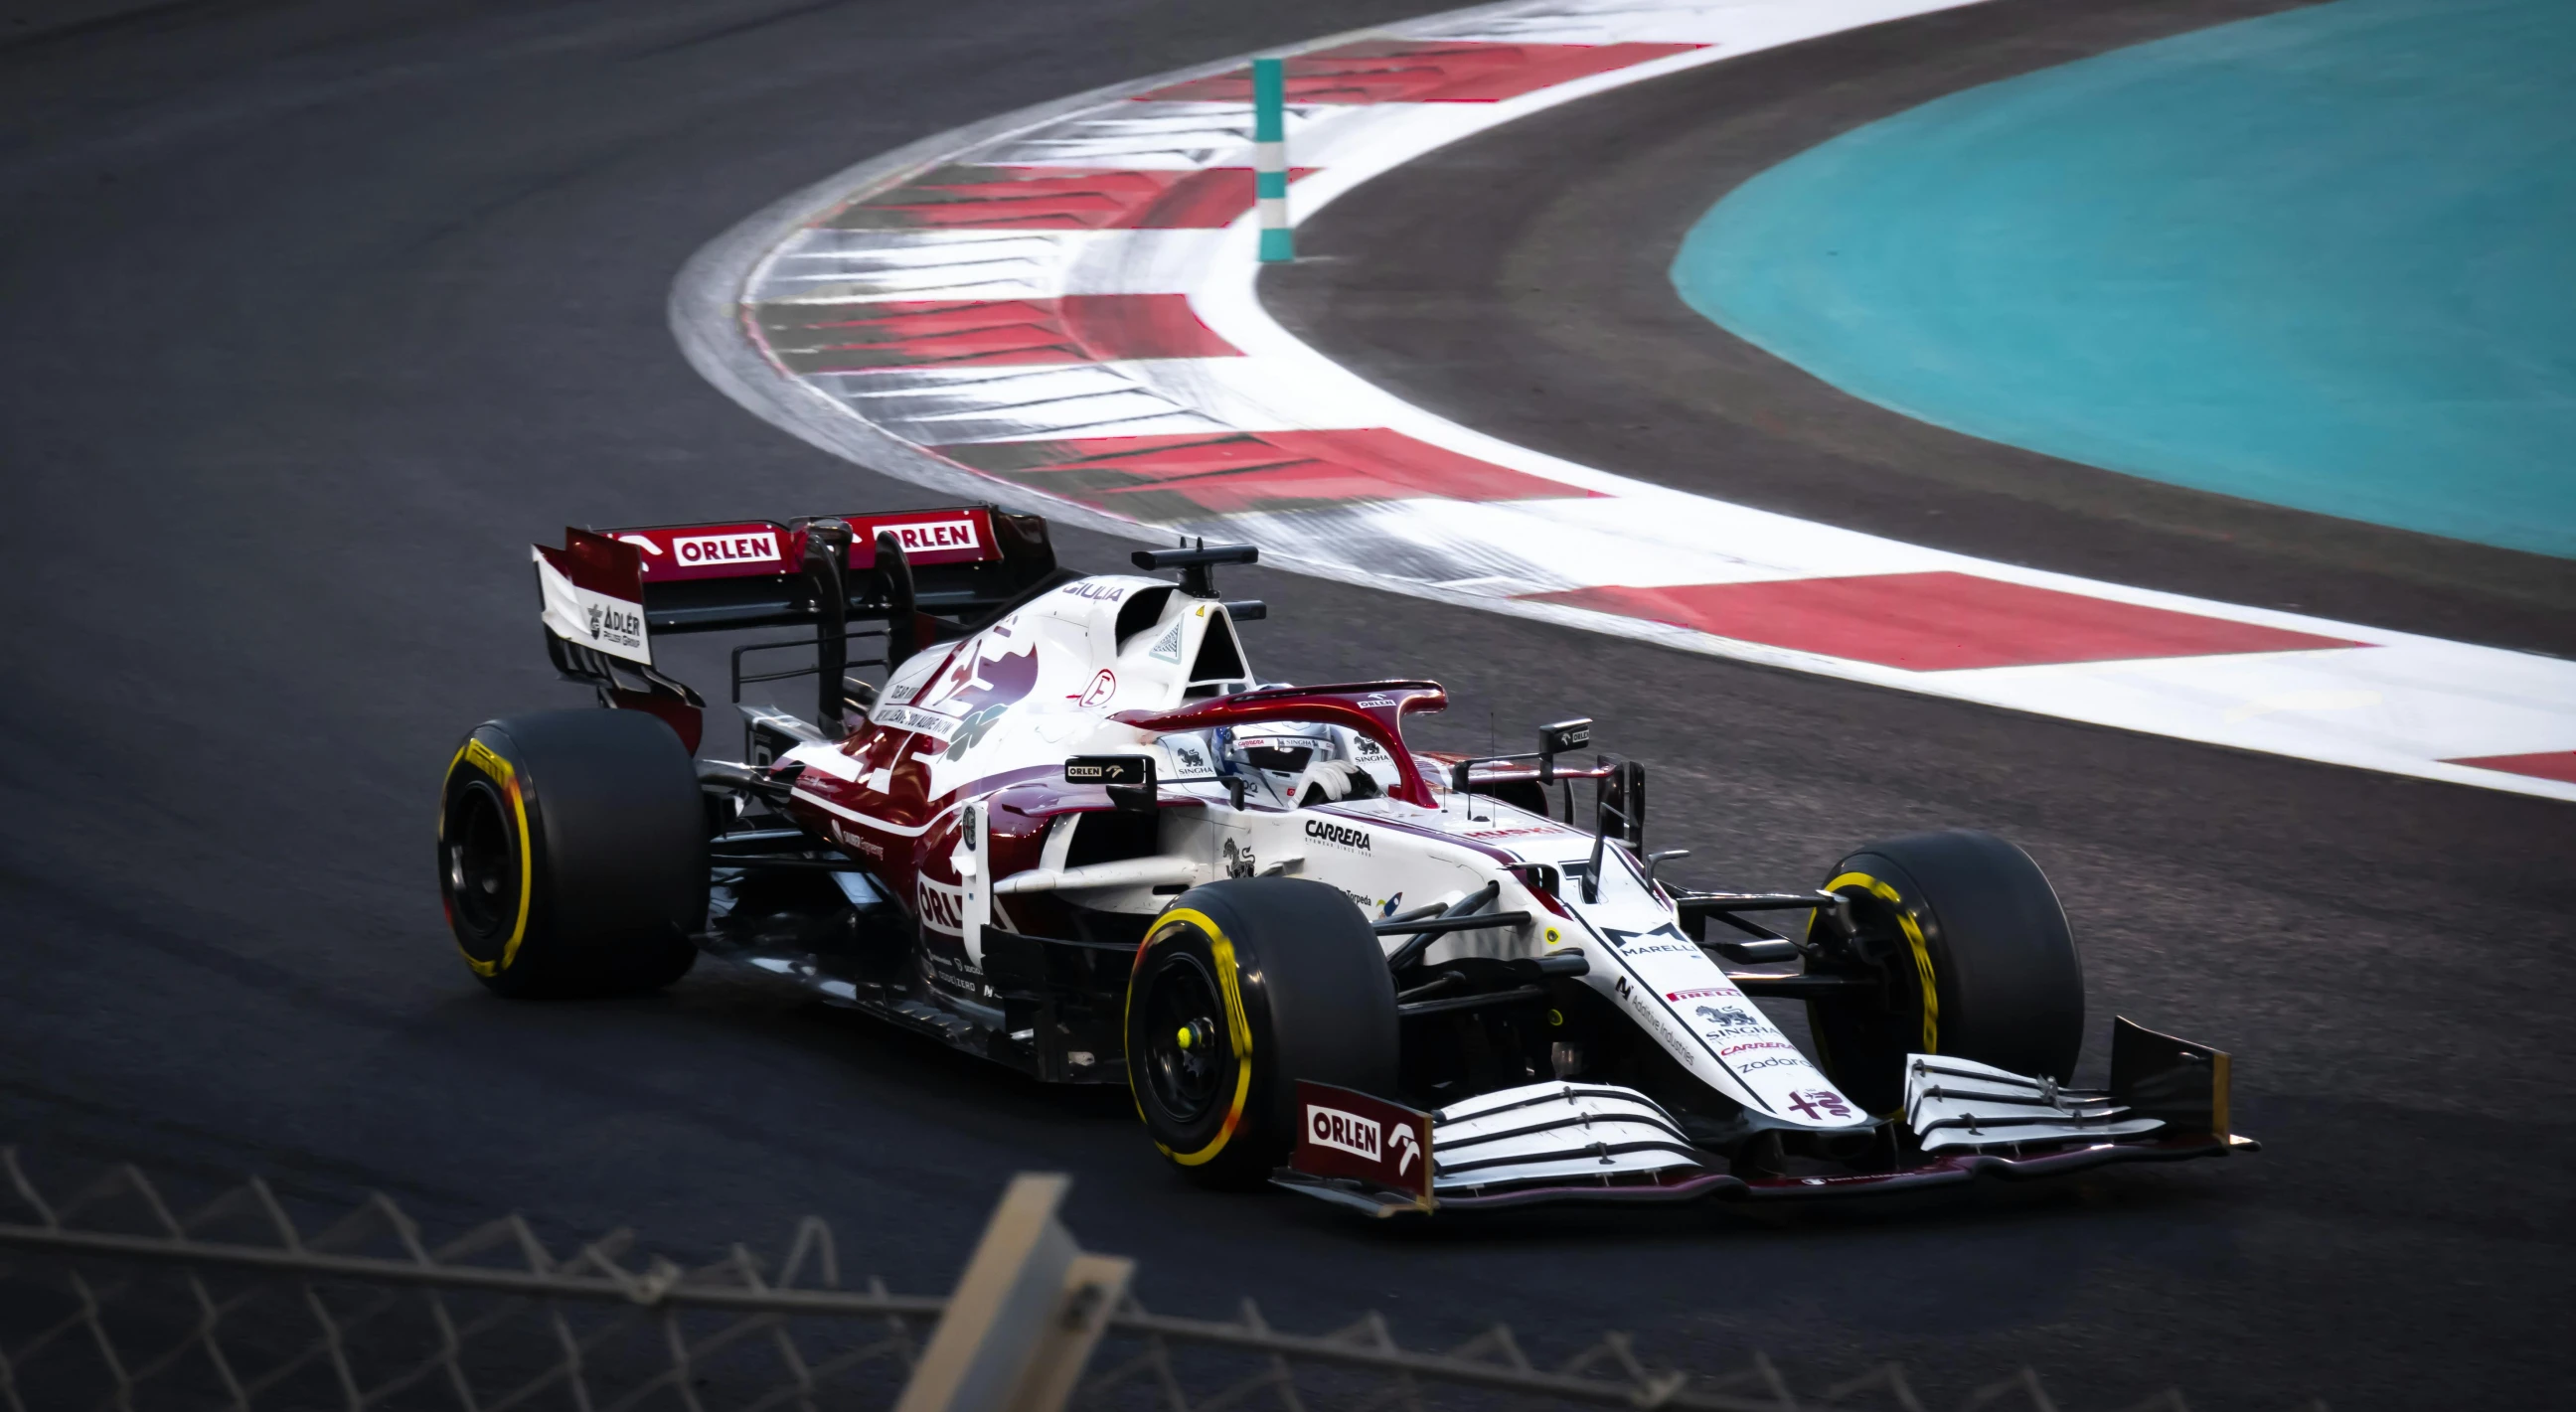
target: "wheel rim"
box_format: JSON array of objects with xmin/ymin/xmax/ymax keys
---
[
  {"xmin": 1138, "ymin": 951, "xmax": 1228, "ymax": 1126},
  {"xmin": 446, "ymin": 780, "xmax": 518, "ymax": 943}
]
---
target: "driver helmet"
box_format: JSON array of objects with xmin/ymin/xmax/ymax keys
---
[{"xmin": 1219, "ymin": 723, "xmax": 1378, "ymax": 805}]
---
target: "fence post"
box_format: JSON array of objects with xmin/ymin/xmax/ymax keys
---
[
  {"xmin": 893, "ymin": 1174, "xmax": 1135, "ymax": 1412},
  {"xmin": 1253, "ymin": 57, "xmax": 1293, "ymax": 261}
]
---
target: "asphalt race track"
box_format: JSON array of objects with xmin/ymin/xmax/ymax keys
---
[{"xmin": 1, "ymin": 3, "xmax": 2569, "ymax": 1409}]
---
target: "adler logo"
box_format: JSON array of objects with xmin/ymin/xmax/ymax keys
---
[
  {"xmin": 885, "ymin": 519, "xmax": 980, "ymax": 553},
  {"xmin": 674, "ymin": 531, "xmax": 779, "ymax": 565},
  {"xmin": 584, "ymin": 601, "xmax": 642, "ymax": 645},
  {"xmin": 1305, "ymin": 819, "xmax": 1371, "ymax": 853}
]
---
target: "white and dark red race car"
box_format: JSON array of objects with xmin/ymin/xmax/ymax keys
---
[{"xmin": 438, "ymin": 505, "xmax": 2251, "ymax": 1213}]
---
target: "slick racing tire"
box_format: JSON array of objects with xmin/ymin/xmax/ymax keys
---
[
  {"xmin": 1124, "ymin": 877, "xmax": 1398, "ymax": 1188},
  {"xmin": 437, "ymin": 709, "xmax": 706, "ymax": 999},
  {"xmin": 1806, "ymin": 830, "xmax": 2082, "ymax": 1114}
]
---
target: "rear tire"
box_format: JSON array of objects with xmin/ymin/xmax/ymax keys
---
[
  {"xmin": 437, "ymin": 709, "xmax": 706, "ymax": 998},
  {"xmin": 1124, "ymin": 877, "xmax": 1398, "ymax": 1187},
  {"xmin": 1805, "ymin": 830, "xmax": 2082, "ymax": 1113}
]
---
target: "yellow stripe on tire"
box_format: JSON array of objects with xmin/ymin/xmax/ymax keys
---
[
  {"xmin": 1827, "ymin": 871, "xmax": 1939, "ymax": 1053},
  {"xmin": 1128, "ymin": 907, "xmax": 1254, "ymax": 1167},
  {"xmin": 445, "ymin": 737, "xmax": 535, "ymax": 978}
]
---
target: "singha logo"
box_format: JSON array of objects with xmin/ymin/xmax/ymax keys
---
[
  {"xmin": 1696, "ymin": 1005, "xmax": 1760, "ymax": 1028},
  {"xmin": 1222, "ymin": 839, "xmax": 1255, "ymax": 879}
]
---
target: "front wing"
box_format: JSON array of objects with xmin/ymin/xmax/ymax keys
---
[{"xmin": 1275, "ymin": 1020, "xmax": 2253, "ymax": 1216}]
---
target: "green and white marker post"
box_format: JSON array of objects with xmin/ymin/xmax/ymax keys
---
[{"xmin": 1253, "ymin": 57, "xmax": 1292, "ymax": 262}]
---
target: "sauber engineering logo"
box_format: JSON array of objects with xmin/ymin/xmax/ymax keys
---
[{"xmin": 1307, "ymin": 1104, "xmax": 1419, "ymax": 1176}]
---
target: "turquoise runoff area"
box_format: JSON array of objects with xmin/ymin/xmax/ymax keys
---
[{"xmin": 1671, "ymin": 0, "xmax": 2576, "ymax": 559}]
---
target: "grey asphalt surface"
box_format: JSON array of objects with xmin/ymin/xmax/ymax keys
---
[{"xmin": 0, "ymin": 3, "xmax": 2568, "ymax": 1409}]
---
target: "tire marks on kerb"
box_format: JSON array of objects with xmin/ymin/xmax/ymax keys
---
[{"xmin": 675, "ymin": 0, "xmax": 2576, "ymax": 802}]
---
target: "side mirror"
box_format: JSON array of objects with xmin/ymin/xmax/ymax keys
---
[
  {"xmin": 1536, "ymin": 717, "xmax": 1592, "ymax": 782},
  {"xmin": 1066, "ymin": 754, "xmax": 1157, "ymax": 812},
  {"xmin": 1132, "ymin": 541, "xmax": 1258, "ymax": 599},
  {"xmin": 1598, "ymin": 759, "xmax": 1646, "ymax": 851}
]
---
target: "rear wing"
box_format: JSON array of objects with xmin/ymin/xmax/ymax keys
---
[{"xmin": 533, "ymin": 505, "xmax": 1066, "ymax": 751}]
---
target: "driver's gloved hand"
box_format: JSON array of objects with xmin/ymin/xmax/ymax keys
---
[{"xmin": 1296, "ymin": 760, "xmax": 1380, "ymax": 806}]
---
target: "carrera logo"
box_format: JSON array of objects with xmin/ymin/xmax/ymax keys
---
[
  {"xmin": 884, "ymin": 519, "xmax": 979, "ymax": 553},
  {"xmin": 1306, "ymin": 1105, "xmax": 1420, "ymax": 1176},
  {"xmin": 673, "ymin": 531, "xmax": 779, "ymax": 566},
  {"xmin": 1305, "ymin": 820, "xmax": 1371, "ymax": 853},
  {"xmin": 1719, "ymin": 1040, "xmax": 1795, "ymax": 1057}
]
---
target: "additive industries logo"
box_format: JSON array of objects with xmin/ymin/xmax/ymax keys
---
[
  {"xmin": 883, "ymin": 518, "xmax": 980, "ymax": 553},
  {"xmin": 1307, "ymin": 1104, "xmax": 1420, "ymax": 1175},
  {"xmin": 673, "ymin": 531, "xmax": 779, "ymax": 566},
  {"xmin": 1305, "ymin": 819, "xmax": 1371, "ymax": 853}
]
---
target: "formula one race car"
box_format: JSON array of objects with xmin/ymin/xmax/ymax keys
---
[{"xmin": 437, "ymin": 506, "xmax": 2251, "ymax": 1212}]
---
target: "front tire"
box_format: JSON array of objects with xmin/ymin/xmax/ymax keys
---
[
  {"xmin": 437, "ymin": 709, "xmax": 706, "ymax": 998},
  {"xmin": 1124, "ymin": 877, "xmax": 1398, "ymax": 1187},
  {"xmin": 1806, "ymin": 830, "xmax": 2083, "ymax": 1113}
]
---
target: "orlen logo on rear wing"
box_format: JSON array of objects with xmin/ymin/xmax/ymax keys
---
[
  {"xmin": 605, "ymin": 509, "xmax": 999, "ymax": 581},
  {"xmin": 533, "ymin": 528, "xmax": 651, "ymax": 665}
]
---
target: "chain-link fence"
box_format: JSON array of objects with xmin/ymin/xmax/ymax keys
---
[{"xmin": 0, "ymin": 1148, "xmax": 2316, "ymax": 1412}]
